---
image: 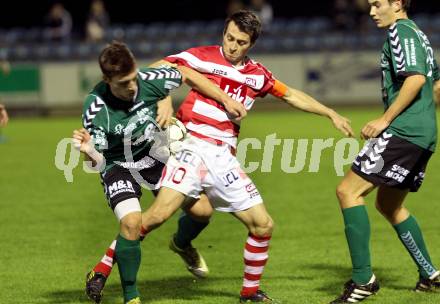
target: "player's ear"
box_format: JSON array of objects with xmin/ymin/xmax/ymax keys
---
[{"xmin": 391, "ymin": 0, "xmax": 402, "ymax": 13}]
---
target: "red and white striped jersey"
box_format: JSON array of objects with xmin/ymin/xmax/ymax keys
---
[{"xmin": 165, "ymin": 45, "xmax": 276, "ymax": 148}]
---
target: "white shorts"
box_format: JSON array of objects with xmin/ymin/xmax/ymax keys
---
[{"xmin": 160, "ymin": 135, "xmax": 263, "ymax": 212}]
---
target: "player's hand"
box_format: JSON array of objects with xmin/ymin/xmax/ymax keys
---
[
  {"xmin": 72, "ymin": 128, "xmax": 93, "ymax": 154},
  {"xmin": 0, "ymin": 104, "xmax": 9, "ymax": 127},
  {"xmin": 330, "ymin": 113, "xmax": 354, "ymax": 137},
  {"xmin": 360, "ymin": 117, "xmax": 389, "ymax": 140},
  {"xmin": 223, "ymin": 98, "xmax": 247, "ymax": 121},
  {"xmin": 156, "ymin": 96, "xmax": 174, "ymax": 128}
]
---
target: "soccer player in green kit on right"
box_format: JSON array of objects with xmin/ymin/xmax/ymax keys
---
[{"xmin": 331, "ymin": 0, "xmax": 440, "ymax": 303}]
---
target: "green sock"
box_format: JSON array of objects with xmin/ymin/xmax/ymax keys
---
[
  {"xmin": 342, "ymin": 205, "xmax": 373, "ymax": 285},
  {"xmin": 174, "ymin": 212, "xmax": 209, "ymax": 249},
  {"xmin": 393, "ymin": 215, "xmax": 437, "ymax": 279},
  {"xmin": 115, "ymin": 234, "xmax": 141, "ymax": 302}
]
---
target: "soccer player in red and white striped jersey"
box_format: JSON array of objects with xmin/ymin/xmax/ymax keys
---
[{"xmin": 139, "ymin": 10, "xmax": 354, "ymax": 303}]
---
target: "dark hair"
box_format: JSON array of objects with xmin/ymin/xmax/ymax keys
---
[
  {"xmin": 390, "ymin": 0, "xmax": 411, "ymax": 11},
  {"xmin": 224, "ymin": 10, "xmax": 261, "ymax": 44},
  {"xmin": 98, "ymin": 41, "xmax": 136, "ymax": 78}
]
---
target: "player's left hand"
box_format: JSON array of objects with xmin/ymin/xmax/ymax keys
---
[
  {"xmin": 0, "ymin": 104, "xmax": 9, "ymax": 127},
  {"xmin": 330, "ymin": 113, "xmax": 354, "ymax": 137},
  {"xmin": 361, "ymin": 117, "xmax": 390, "ymax": 140},
  {"xmin": 156, "ymin": 96, "xmax": 174, "ymax": 128}
]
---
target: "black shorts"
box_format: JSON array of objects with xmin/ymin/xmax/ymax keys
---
[
  {"xmin": 100, "ymin": 164, "xmax": 164, "ymax": 210},
  {"xmin": 352, "ymin": 131, "xmax": 432, "ymax": 192}
]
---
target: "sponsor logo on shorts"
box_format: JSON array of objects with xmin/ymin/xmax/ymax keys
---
[
  {"xmin": 175, "ymin": 150, "xmax": 198, "ymax": 167},
  {"xmin": 413, "ymin": 172, "xmax": 425, "ymax": 189},
  {"xmin": 245, "ymin": 183, "xmax": 260, "ymax": 198},
  {"xmin": 222, "ymin": 170, "xmax": 240, "ymax": 187},
  {"xmin": 385, "ymin": 164, "xmax": 409, "ymax": 183},
  {"xmin": 107, "ymin": 180, "xmax": 135, "ymax": 198}
]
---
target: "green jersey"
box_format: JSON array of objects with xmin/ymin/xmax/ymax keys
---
[
  {"xmin": 82, "ymin": 67, "xmax": 182, "ymax": 173},
  {"xmin": 381, "ymin": 19, "xmax": 438, "ymax": 151}
]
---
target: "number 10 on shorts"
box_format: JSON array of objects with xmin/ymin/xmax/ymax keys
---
[{"xmin": 166, "ymin": 166, "xmax": 187, "ymax": 184}]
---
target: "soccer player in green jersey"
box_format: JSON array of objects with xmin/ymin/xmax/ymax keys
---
[
  {"xmin": 331, "ymin": 1, "xmax": 440, "ymax": 303},
  {"xmin": 73, "ymin": 41, "xmax": 246, "ymax": 304}
]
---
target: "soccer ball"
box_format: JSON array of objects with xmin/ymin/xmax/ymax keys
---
[
  {"xmin": 167, "ymin": 117, "xmax": 187, "ymax": 142},
  {"xmin": 166, "ymin": 117, "xmax": 187, "ymax": 153}
]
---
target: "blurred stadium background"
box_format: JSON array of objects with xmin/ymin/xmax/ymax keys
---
[
  {"xmin": 0, "ymin": 0, "xmax": 439, "ymax": 114},
  {"xmin": 2, "ymin": 1, "xmax": 440, "ymax": 304}
]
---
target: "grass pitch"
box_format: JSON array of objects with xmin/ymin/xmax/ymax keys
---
[{"xmin": 1, "ymin": 108, "xmax": 440, "ymax": 303}]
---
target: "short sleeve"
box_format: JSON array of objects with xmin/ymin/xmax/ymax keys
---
[
  {"xmin": 165, "ymin": 48, "xmax": 199, "ymax": 68},
  {"xmin": 257, "ymin": 64, "xmax": 276, "ymax": 97},
  {"xmin": 139, "ymin": 67, "xmax": 183, "ymax": 98},
  {"xmin": 82, "ymin": 95, "xmax": 109, "ymax": 152},
  {"xmin": 388, "ymin": 23, "xmax": 427, "ymax": 78}
]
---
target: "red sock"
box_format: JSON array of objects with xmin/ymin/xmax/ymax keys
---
[
  {"xmin": 240, "ymin": 233, "xmax": 271, "ymax": 296},
  {"xmin": 139, "ymin": 226, "xmax": 150, "ymax": 240},
  {"xmin": 93, "ymin": 240, "xmax": 116, "ymax": 277}
]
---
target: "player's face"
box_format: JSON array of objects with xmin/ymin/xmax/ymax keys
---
[
  {"xmin": 222, "ymin": 21, "xmax": 253, "ymax": 65},
  {"xmin": 369, "ymin": 0, "xmax": 399, "ymax": 28},
  {"xmin": 106, "ymin": 68, "xmax": 138, "ymax": 102}
]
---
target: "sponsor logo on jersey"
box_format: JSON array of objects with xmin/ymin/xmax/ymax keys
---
[
  {"xmin": 92, "ymin": 128, "xmax": 108, "ymax": 148},
  {"xmin": 114, "ymin": 124, "xmax": 124, "ymax": 135},
  {"xmin": 404, "ymin": 38, "xmax": 417, "ymax": 66},
  {"xmin": 245, "ymin": 77, "xmax": 257, "ymax": 87},
  {"xmin": 416, "ymin": 29, "xmax": 435, "ymax": 77},
  {"xmin": 117, "ymin": 157, "xmax": 157, "ymax": 170},
  {"xmin": 220, "ymin": 78, "xmax": 247, "ymax": 103},
  {"xmin": 213, "ymin": 68, "xmax": 228, "ymax": 76}
]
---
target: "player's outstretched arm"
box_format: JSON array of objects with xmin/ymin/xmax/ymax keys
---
[
  {"xmin": 276, "ymin": 82, "xmax": 354, "ymax": 137},
  {"xmin": 72, "ymin": 128, "xmax": 104, "ymax": 169},
  {"xmin": 149, "ymin": 59, "xmax": 247, "ymax": 120},
  {"xmin": 361, "ymin": 74, "xmax": 426, "ymax": 139},
  {"xmin": 0, "ymin": 104, "xmax": 9, "ymax": 127},
  {"xmin": 177, "ymin": 65, "xmax": 247, "ymax": 121}
]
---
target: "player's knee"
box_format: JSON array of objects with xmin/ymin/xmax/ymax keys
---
[
  {"xmin": 336, "ymin": 182, "xmax": 352, "ymax": 205},
  {"xmin": 375, "ymin": 201, "xmax": 398, "ymax": 222},
  {"xmin": 120, "ymin": 213, "xmax": 142, "ymax": 239},
  {"xmin": 198, "ymin": 202, "xmax": 214, "ymax": 219},
  {"xmin": 253, "ymin": 217, "xmax": 274, "ymax": 237},
  {"xmin": 186, "ymin": 201, "xmax": 213, "ymax": 222}
]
